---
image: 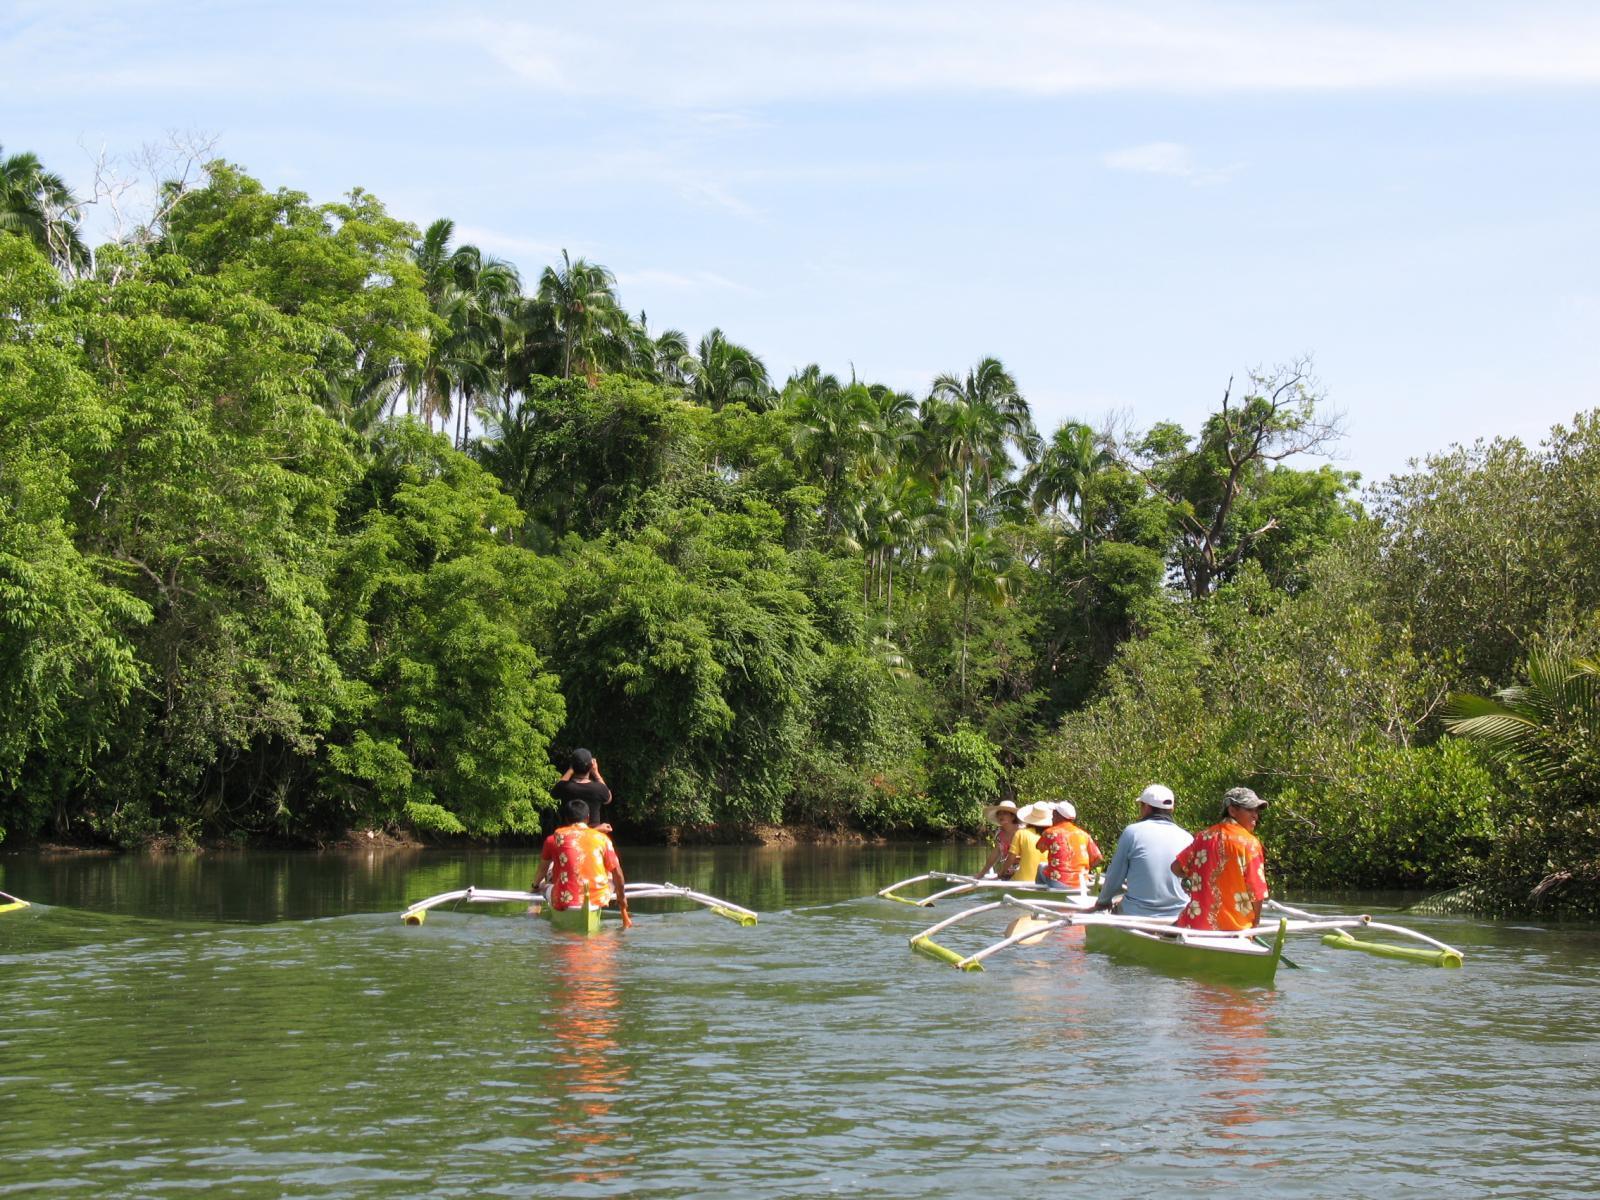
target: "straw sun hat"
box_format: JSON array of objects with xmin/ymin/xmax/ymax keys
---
[{"xmin": 982, "ymin": 799, "xmax": 1019, "ymax": 823}]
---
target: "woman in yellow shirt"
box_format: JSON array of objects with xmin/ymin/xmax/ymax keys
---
[{"xmin": 1004, "ymin": 803, "xmax": 1055, "ymax": 884}]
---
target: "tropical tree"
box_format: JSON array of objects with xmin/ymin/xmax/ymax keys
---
[
  {"xmin": 1025, "ymin": 420, "xmax": 1109, "ymax": 533},
  {"xmin": 471, "ymin": 391, "xmax": 542, "ymax": 533},
  {"xmin": 1128, "ymin": 360, "xmax": 1346, "ymax": 599},
  {"xmin": 926, "ymin": 522, "xmax": 1024, "ymax": 706},
  {"xmin": 445, "ymin": 243, "xmax": 520, "ymax": 447},
  {"xmin": 921, "ymin": 356, "xmax": 1038, "ymax": 543},
  {"xmin": 1444, "ymin": 652, "xmax": 1600, "ymax": 802},
  {"xmin": 649, "ymin": 324, "xmax": 694, "ymax": 387},
  {"xmin": 0, "ymin": 146, "xmax": 88, "ymax": 271},
  {"xmin": 685, "ymin": 327, "xmax": 771, "ymax": 411},
  {"xmin": 405, "ymin": 219, "xmax": 520, "ymax": 443},
  {"xmin": 847, "ymin": 470, "xmax": 941, "ymax": 625},
  {"xmin": 537, "ymin": 250, "xmax": 626, "ymax": 381},
  {"xmin": 785, "ymin": 367, "xmax": 881, "ymax": 536},
  {"xmin": 866, "ymin": 384, "xmax": 921, "ymax": 472}
]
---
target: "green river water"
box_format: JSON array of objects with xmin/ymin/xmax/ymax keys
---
[{"xmin": 3, "ymin": 844, "xmax": 1598, "ymax": 1198}]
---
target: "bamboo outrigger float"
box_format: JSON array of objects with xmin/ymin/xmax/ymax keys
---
[
  {"xmin": 906, "ymin": 896, "xmax": 1463, "ymax": 983},
  {"xmin": 400, "ymin": 882, "xmax": 758, "ymax": 929},
  {"xmin": 0, "ymin": 889, "xmax": 29, "ymax": 915},
  {"xmin": 877, "ymin": 870, "xmax": 1100, "ymax": 909}
]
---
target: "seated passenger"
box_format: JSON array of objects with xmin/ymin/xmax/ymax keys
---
[
  {"xmin": 1092, "ymin": 784, "xmax": 1193, "ymax": 920},
  {"xmin": 1037, "ymin": 801, "xmax": 1102, "ymax": 891},
  {"xmin": 1172, "ymin": 787, "xmax": 1269, "ymax": 931},
  {"xmin": 1003, "ymin": 803, "xmax": 1055, "ymax": 885},
  {"xmin": 532, "ymin": 797, "xmax": 631, "ymax": 926}
]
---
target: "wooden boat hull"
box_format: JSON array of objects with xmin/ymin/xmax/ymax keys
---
[{"xmin": 1084, "ymin": 920, "xmax": 1283, "ymax": 985}]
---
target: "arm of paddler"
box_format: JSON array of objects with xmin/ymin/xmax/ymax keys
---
[
  {"xmin": 612, "ymin": 862, "xmax": 631, "ymax": 928},
  {"xmin": 1094, "ymin": 839, "xmax": 1131, "ymax": 909}
]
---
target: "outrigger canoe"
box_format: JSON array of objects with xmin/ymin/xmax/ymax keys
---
[
  {"xmin": 878, "ymin": 870, "xmax": 1100, "ymax": 909},
  {"xmin": 907, "ymin": 896, "xmax": 1463, "ymax": 984},
  {"xmin": 400, "ymin": 883, "xmax": 758, "ymax": 929},
  {"xmin": 0, "ymin": 890, "xmax": 28, "ymax": 915}
]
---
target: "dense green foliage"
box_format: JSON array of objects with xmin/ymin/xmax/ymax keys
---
[
  {"xmin": 1021, "ymin": 421, "xmax": 1600, "ymax": 912},
  {"xmin": 3, "ymin": 146, "xmax": 1596, "ymax": 913}
]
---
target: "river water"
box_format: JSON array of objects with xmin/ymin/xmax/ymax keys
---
[{"xmin": 2, "ymin": 844, "xmax": 1598, "ymax": 1199}]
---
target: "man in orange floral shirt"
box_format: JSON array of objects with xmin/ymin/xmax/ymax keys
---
[
  {"xmin": 1037, "ymin": 801, "xmax": 1103, "ymax": 891},
  {"xmin": 1170, "ymin": 787, "xmax": 1269, "ymax": 931},
  {"xmin": 533, "ymin": 799, "xmax": 631, "ymax": 926}
]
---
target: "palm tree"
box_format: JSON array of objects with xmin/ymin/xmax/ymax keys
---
[
  {"xmin": 650, "ymin": 325, "xmax": 695, "ymax": 387},
  {"xmin": 322, "ymin": 361, "xmax": 406, "ymax": 436},
  {"xmin": 927, "ymin": 523, "xmax": 1022, "ymax": 706},
  {"xmin": 685, "ymin": 328, "xmax": 771, "ymax": 411},
  {"xmin": 444, "ymin": 244, "xmax": 520, "ymax": 447},
  {"xmin": 851, "ymin": 470, "xmax": 940, "ymax": 623},
  {"xmin": 0, "ymin": 145, "xmax": 88, "ymax": 271},
  {"xmin": 1023, "ymin": 419, "xmax": 1111, "ymax": 560},
  {"xmin": 785, "ymin": 366, "xmax": 878, "ymax": 535},
  {"xmin": 473, "ymin": 392, "xmax": 542, "ymax": 538},
  {"xmin": 404, "ymin": 220, "xmax": 520, "ymax": 442},
  {"xmin": 922, "ymin": 356, "xmax": 1039, "ymax": 544},
  {"xmin": 1444, "ymin": 652, "xmax": 1600, "ymax": 792},
  {"xmin": 537, "ymin": 250, "xmax": 626, "ymax": 381},
  {"xmin": 503, "ymin": 293, "xmax": 564, "ymax": 386},
  {"xmin": 1026, "ymin": 421, "xmax": 1106, "ymax": 523},
  {"xmin": 404, "ymin": 219, "xmax": 465, "ymax": 430}
]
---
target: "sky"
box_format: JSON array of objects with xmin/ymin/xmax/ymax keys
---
[{"xmin": 4, "ymin": 0, "xmax": 1598, "ymax": 488}]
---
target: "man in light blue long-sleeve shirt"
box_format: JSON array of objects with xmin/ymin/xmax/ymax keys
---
[{"xmin": 1093, "ymin": 784, "xmax": 1192, "ymax": 920}]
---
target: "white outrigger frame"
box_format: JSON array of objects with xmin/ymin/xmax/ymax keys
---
[
  {"xmin": 906, "ymin": 895, "xmax": 1465, "ymax": 973},
  {"xmin": 401, "ymin": 882, "xmax": 758, "ymax": 926},
  {"xmin": 877, "ymin": 870, "xmax": 1100, "ymax": 909}
]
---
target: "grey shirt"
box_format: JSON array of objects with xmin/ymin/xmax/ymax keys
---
[{"xmin": 1095, "ymin": 814, "xmax": 1193, "ymax": 919}]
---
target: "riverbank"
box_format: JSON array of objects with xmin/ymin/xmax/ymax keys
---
[{"xmin": 7, "ymin": 821, "xmax": 973, "ymax": 858}]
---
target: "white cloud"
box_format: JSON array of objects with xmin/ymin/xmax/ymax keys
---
[
  {"xmin": 1104, "ymin": 142, "xmax": 1198, "ymax": 177},
  {"xmin": 438, "ymin": 1, "xmax": 1600, "ymax": 105},
  {"xmin": 20, "ymin": 2, "xmax": 1598, "ymax": 120},
  {"xmin": 1102, "ymin": 141, "xmax": 1237, "ymax": 183}
]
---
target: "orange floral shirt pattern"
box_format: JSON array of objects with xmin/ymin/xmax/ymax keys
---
[
  {"xmin": 542, "ymin": 824, "xmax": 620, "ymax": 910},
  {"xmin": 1039, "ymin": 822, "xmax": 1103, "ymax": 888},
  {"xmin": 1173, "ymin": 819, "xmax": 1268, "ymax": 931}
]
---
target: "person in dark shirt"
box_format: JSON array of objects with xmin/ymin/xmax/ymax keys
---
[{"xmin": 550, "ymin": 748, "xmax": 612, "ymax": 828}]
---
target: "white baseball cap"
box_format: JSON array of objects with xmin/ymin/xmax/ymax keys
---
[{"xmin": 1137, "ymin": 783, "xmax": 1175, "ymax": 811}]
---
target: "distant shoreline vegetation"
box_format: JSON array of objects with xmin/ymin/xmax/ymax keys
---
[{"xmin": 3, "ymin": 147, "xmax": 1597, "ymax": 914}]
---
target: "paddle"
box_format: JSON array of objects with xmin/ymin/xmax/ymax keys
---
[
  {"xmin": 1253, "ymin": 934, "xmax": 1301, "ymax": 969},
  {"xmin": 1251, "ymin": 908, "xmax": 1301, "ymax": 968}
]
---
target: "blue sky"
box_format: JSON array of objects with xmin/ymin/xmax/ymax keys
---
[{"xmin": 5, "ymin": 0, "xmax": 1598, "ymax": 488}]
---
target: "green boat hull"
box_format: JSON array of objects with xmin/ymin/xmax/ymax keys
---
[
  {"xmin": 543, "ymin": 901, "xmax": 604, "ymax": 934},
  {"xmin": 1084, "ymin": 920, "xmax": 1283, "ymax": 985}
]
